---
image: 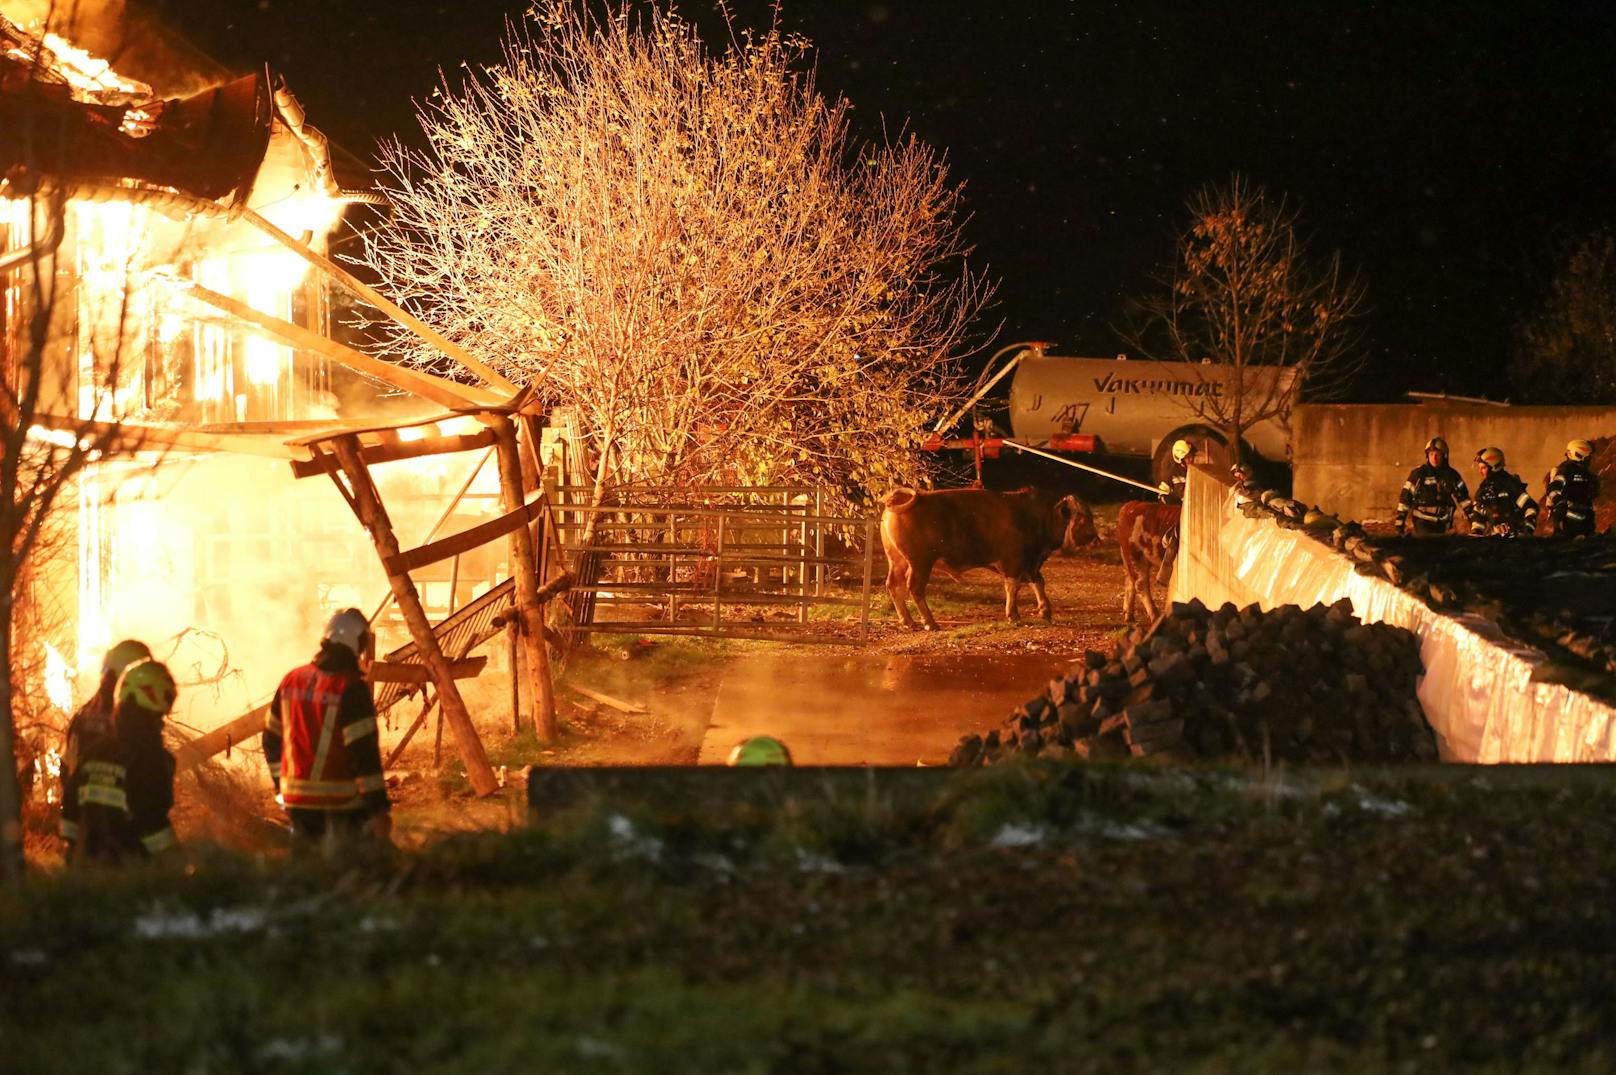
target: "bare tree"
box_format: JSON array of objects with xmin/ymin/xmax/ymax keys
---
[
  {"xmin": 357, "ymin": 0, "xmax": 990, "ymax": 508},
  {"xmin": 1511, "ymin": 231, "xmax": 1616, "ymax": 404},
  {"xmin": 1126, "ymin": 174, "xmax": 1366, "ymax": 454}
]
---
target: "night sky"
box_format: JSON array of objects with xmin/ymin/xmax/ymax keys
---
[{"xmin": 145, "ymin": 0, "xmax": 1616, "ymax": 400}]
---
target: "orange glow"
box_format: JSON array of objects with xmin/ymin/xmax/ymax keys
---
[{"xmin": 34, "ymin": 32, "xmax": 152, "ymax": 98}]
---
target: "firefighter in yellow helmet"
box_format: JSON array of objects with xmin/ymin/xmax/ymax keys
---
[
  {"xmin": 1543, "ymin": 439, "xmax": 1600, "ymax": 537},
  {"xmin": 1394, "ymin": 436, "xmax": 1470, "ymax": 535},
  {"xmin": 58, "ymin": 638, "xmax": 152, "ymax": 852},
  {"xmin": 64, "ymin": 660, "xmax": 180, "ymax": 864},
  {"xmin": 264, "ymin": 609, "xmax": 391, "ymax": 844},
  {"xmin": 1158, "ymin": 439, "xmax": 1192, "ymax": 505},
  {"xmin": 1467, "ymin": 447, "xmax": 1538, "ymax": 537}
]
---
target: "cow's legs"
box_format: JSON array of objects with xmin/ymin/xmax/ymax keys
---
[
  {"xmin": 1001, "ymin": 575, "xmax": 1022, "ymax": 622},
  {"xmin": 909, "ymin": 560, "xmax": 941, "ymax": 631},
  {"xmin": 1137, "ymin": 569, "xmax": 1160, "ymax": 622},
  {"xmin": 1028, "ymin": 568, "xmax": 1052, "ymax": 621},
  {"xmin": 885, "ymin": 557, "xmax": 918, "ymax": 630}
]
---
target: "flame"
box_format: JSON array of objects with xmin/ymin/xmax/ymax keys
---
[
  {"xmin": 41, "ymin": 748, "xmax": 62, "ymax": 805},
  {"xmin": 43, "ymin": 643, "xmax": 75, "ymax": 712},
  {"xmin": 37, "ymin": 31, "xmax": 152, "ymax": 99}
]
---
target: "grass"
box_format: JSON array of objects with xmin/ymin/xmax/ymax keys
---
[{"xmin": 5, "ymin": 761, "xmax": 1616, "ymax": 1072}]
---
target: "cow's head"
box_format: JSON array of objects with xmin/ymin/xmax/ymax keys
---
[{"xmin": 1055, "ymin": 494, "xmax": 1100, "ymax": 551}]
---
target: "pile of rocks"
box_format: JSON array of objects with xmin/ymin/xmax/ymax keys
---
[{"xmin": 951, "ymin": 598, "xmax": 1438, "ymax": 767}]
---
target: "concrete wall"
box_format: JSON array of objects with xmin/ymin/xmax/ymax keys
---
[{"xmin": 1292, "ymin": 402, "xmax": 1616, "ymax": 521}]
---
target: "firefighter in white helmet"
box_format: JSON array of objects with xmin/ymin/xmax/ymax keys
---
[
  {"xmin": 1394, "ymin": 436, "xmax": 1470, "ymax": 535},
  {"xmin": 264, "ymin": 609, "xmax": 391, "ymax": 844},
  {"xmin": 65, "ymin": 660, "xmax": 180, "ymax": 864},
  {"xmin": 1543, "ymin": 439, "xmax": 1600, "ymax": 537},
  {"xmin": 1158, "ymin": 439, "xmax": 1192, "ymax": 505},
  {"xmin": 1467, "ymin": 447, "xmax": 1538, "ymax": 537}
]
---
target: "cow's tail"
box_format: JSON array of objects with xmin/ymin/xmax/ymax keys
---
[{"xmin": 882, "ymin": 488, "xmax": 918, "ymax": 512}]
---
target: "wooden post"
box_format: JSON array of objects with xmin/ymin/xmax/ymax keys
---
[
  {"xmin": 492, "ymin": 415, "xmax": 558, "ymax": 741},
  {"xmin": 330, "ymin": 435, "xmax": 499, "ymax": 796}
]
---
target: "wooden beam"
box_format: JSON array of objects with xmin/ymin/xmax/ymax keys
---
[
  {"xmin": 331, "ymin": 434, "xmax": 499, "ymax": 796},
  {"xmin": 383, "ymin": 498, "xmax": 546, "ymax": 576},
  {"xmin": 493, "ymin": 414, "xmax": 558, "ymax": 741},
  {"xmin": 370, "ymin": 656, "xmax": 487, "ymax": 684},
  {"xmin": 28, "ymin": 412, "xmax": 308, "ymax": 460},
  {"xmin": 173, "ymin": 704, "xmax": 267, "ymax": 772},
  {"xmin": 290, "ymin": 429, "xmax": 497, "ymax": 479},
  {"xmin": 385, "ymin": 690, "xmax": 440, "ymax": 770},
  {"xmin": 241, "ymin": 208, "xmax": 521, "ymax": 396},
  {"xmin": 567, "ymin": 684, "xmax": 648, "ymax": 715},
  {"xmin": 180, "ymin": 281, "xmax": 503, "ymax": 410}
]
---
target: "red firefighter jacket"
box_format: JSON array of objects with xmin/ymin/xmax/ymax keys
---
[{"xmin": 265, "ymin": 654, "xmax": 388, "ymax": 814}]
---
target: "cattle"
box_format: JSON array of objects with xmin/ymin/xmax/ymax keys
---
[
  {"xmin": 1118, "ymin": 500, "xmax": 1181, "ymax": 624},
  {"xmin": 880, "ymin": 486, "xmax": 1098, "ymax": 631}
]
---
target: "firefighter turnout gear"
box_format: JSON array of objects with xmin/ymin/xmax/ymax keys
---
[
  {"xmin": 264, "ymin": 641, "xmax": 389, "ymax": 838},
  {"xmin": 60, "ymin": 640, "xmax": 154, "ymax": 847},
  {"xmin": 1566, "ymin": 439, "xmax": 1594, "ymax": 463},
  {"xmin": 321, "ymin": 607, "xmax": 372, "ymax": 661},
  {"xmin": 63, "ymin": 661, "xmax": 178, "ymax": 864},
  {"xmin": 1395, "ymin": 446, "xmax": 1470, "ymax": 536},
  {"xmin": 1544, "ymin": 454, "xmax": 1601, "ymax": 537},
  {"xmin": 1469, "ymin": 462, "xmax": 1539, "ymax": 537},
  {"xmin": 1171, "ymin": 439, "xmax": 1193, "ymax": 464}
]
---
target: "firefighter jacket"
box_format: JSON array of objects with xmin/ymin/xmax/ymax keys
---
[
  {"xmin": 1544, "ymin": 459, "xmax": 1600, "ymax": 528},
  {"xmin": 1159, "ymin": 462, "xmax": 1187, "ymax": 505},
  {"xmin": 58, "ymin": 684, "xmax": 114, "ymax": 845},
  {"xmin": 64, "ymin": 705, "xmax": 177, "ymax": 863},
  {"xmin": 1469, "ymin": 469, "xmax": 1539, "ymax": 536},
  {"xmin": 1395, "ymin": 462, "xmax": 1470, "ymax": 529},
  {"xmin": 265, "ymin": 650, "xmax": 389, "ymax": 815}
]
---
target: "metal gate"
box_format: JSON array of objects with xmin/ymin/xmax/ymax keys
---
[{"xmin": 552, "ymin": 485, "xmax": 880, "ymax": 644}]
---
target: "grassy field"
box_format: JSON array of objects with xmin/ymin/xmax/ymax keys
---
[{"xmin": 6, "ymin": 760, "xmax": 1616, "ymax": 1073}]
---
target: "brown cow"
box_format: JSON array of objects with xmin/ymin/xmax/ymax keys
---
[
  {"xmin": 1118, "ymin": 499, "xmax": 1181, "ymax": 624},
  {"xmin": 880, "ymin": 486, "xmax": 1098, "ymax": 631}
]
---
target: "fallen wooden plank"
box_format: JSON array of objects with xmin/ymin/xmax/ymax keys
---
[
  {"xmin": 370, "ymin": 656, "xmax": 488, "ymax": 684},
  {"xmin": 173, "ymin": 704, "xmax": 268, "ymax": 772},
  {"xmin": 567, "ymin": 683, "xmax": 648, "ymax": 714},
  {"xmin": 384, "ymin": 498, "xmax": 546, "ymax": 576}
]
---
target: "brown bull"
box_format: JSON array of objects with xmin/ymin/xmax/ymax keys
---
[
  {"xmin": 1118, "ymin": 499, "xmax": 1181, "ymax": 623},
  {"xmin": 880, "ymin": 486, "xmax": 1098, "ymax": 631}
]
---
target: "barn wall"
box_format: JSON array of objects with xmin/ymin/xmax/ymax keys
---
[{"xmin": 1291, "ymin": 402, "xmax": 1616, "ymax": 520}]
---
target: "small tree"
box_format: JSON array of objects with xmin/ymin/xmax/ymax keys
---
[
  {"xmin": 1126, "ymin": 175, "xmax": 1366, "ymax": 454},
  {"xmin": 1511, "ymin": 232, "xmax": 1616, "ymax": 404},
  {"xmin": 358, "ymin": 0, "xmax": 989, "ymax": 507}
]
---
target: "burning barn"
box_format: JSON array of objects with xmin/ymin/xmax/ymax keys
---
[{"xmin": 2, "ymin": 6, "xmax": 559, "ymax": 800}]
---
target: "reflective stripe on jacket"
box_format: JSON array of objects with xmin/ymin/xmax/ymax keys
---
[{"xmin": 276, "ymin": 664, "xmax": 373, "ymax": 810}]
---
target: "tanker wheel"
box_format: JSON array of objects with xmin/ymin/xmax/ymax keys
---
[{"xmin": 1153, "ymin": 426, "xmax": 1233, "ymax": 486}]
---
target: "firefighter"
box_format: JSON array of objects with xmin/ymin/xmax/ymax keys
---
[
  {"xmin": 726, "ymin": 736, "xmax": 794, "ymax": 766},
  {"xmin": 1394, "ymin": 436, "xmax": 1470, "ymax": 535},
  {"xmin": 1543, "ymin": 439, "xmax": 1601, "ymax": 537},
  {"xmin": 59, "ymin": 638, "xmax": 151, "ymax": 851},
  {"xmin": 1157, "ymin": 439, "xmax": 1192, "ymax": 504},
  {"xmin": 264, "ymin": 608, "xmax": 391, "ymax": 844},
  {"xmin": 1467, "ymin": 447, "xmax": 1538, "ymax": 537},
  {"xmin": 64, "ymin": 660, "xmax": 179, "ymax": 865}
]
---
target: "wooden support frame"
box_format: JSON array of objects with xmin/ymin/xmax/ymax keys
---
[
  {"xmin": 492, "ymin": 414, "xmax": 559, "ymax": 740},
  {"xmin": 291, "ymin": 429, "xmax": 497, "ymax": 479},
  {"xmin": 383, "ymin": 498, "xmax": 546, "ymax": 576},
  {"xmin": 330, "ymin": 434, "xmax": 499, "ymax": 796}
]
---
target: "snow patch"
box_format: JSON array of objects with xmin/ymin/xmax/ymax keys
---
[
  {"xmin": 989, "ymin": 822, "xmax": 1047, "ymax": 848},
  {"xmin": 133, "ymin": 905, "xmax": 270, "ymax": 940},
  {"xmin": 606, "ymin": 813, "xmax": 665, "ymax": 863}
]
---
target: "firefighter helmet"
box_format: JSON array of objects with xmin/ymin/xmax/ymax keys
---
[
  {"xmin": 321, "ymin": 608, "xmax": 372, "ymax": 659},
  {"xmin": 116, "ymin": 660, "xmax": 176, "ymax": 715},
  {"xmin": 726, "ymin": 735, "xmax": 793, "ymax": 767},
  {"xmin": 1567, "ymin": 439, "xmax": 1594, "ymax": 462},
  {"xmin": 1424, "ymin": 436, "xmax": 1449, "ymax": 459},
  {"xmin": 1475, "ymin": 447, "xmax": 1505, "ymax": 469},
  {"xmin": 1171, "ymin": 439, "xmax": 1193, "ymax": 464},
  {"xmin": 100, "ymin": 639, "xmax": 151, "ymax": 681}
]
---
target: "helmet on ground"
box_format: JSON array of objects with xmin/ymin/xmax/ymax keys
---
[
  {"xmin": 116, "ymin": 660, "xmax": 176, "ymax": 715},
  {"xmin": 101, "ymin": 639, "xmax": 151, "ymax": 681},
  {"xmin": 1475, "ymin": 447, "xmax": 1505, "ymax": 469},
  {"xmin": 726, "ymin": 735, "xmax": 793, "ymax": 767},
  {"xmin": 1567, "ymin": 439, "xmax": 1594, "ymax": 462},
  {"xmin": 1171, "ymin": 439, "xmax": 1193, "ymax": 464},
  {"xmin": 321, "ymin": 608, "xmax": 372, "ymax": 659},
  {"xmin": 1424, "ymin": 436, "xmax": 1448, "ymax": 458}
]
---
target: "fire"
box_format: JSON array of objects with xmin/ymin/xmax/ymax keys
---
[
  {"xmin": 35, "ymin": 31, "xmax": 152, "ymax": 99},
  {"xmin": 43, "ymin": 642, "xmax": 75, "ymax": 712},
  {"xmin": 41, "ymin": 748, "xmax": 62, "ymax": 804}
]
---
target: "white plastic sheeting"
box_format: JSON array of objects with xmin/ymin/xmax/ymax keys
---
[{"xmin": 1170, "ymin": 467, "xmax": 1616, "ymax": 762}]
